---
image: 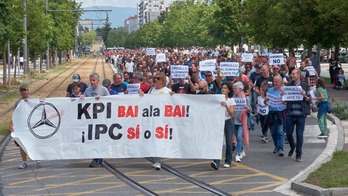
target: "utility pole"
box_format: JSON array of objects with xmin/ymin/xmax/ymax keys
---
[
  {"xmin": 23, "ymin": 0, "xmax": 28, "ymax": 76},
  {"xmin": 8, "ymin": 41, "xmax": 11, "ymax": 87},
  {"xmin": 46, "ymin": 0, "xmax": 50, "ymax": 70}
]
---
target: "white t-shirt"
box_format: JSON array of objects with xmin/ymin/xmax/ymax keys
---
[
  {"xmin": 224, "ymin": 97, "xmax": 236, "ymax": 120},
  {"xmin": 125, "ymin": 61, "xmax": 134, "ymax": 73},
  {"xmin": 148, "ymin": 87, "xmax": 172, "ymax": 94}
]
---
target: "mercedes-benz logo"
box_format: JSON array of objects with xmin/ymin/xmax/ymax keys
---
[{"xmin": 27, "ymin": 102, "xmax": 61, "ymax": 139}]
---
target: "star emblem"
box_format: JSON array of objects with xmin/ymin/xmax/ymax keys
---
[{"xmin": 27, "ymin": 102, "xmax": 61, "ymax": 139}]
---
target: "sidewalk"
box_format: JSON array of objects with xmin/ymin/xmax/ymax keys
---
[{"xmin": 326, "ymin": 85, "xmax": 348, "ymax": 151}]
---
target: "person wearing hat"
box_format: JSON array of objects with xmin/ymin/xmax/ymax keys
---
[
  {"xmin": 102, "ymin": 78, "xmax": 117, "ymax": 95},
  {"xmin": 10, "ymin": 84, "xmax": 37, "ymax": 169},
  {"xmin": 249, "ymin": 64, "xmax": 262, "ymax": 114},
  {"xmin": 66, "ymin": 74, "xmax": 88, "ymax": 97}
]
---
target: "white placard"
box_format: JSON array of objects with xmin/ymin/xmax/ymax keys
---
[
  {"xmin": 305, "ymin": 66, "xmax": 316, "ymax": 76},
  {"xmin": 309, "ymin": 88, "xmax": 317, "ymax": 105},
  {"xmin": 219, "ymin": 62, "xmax": 240, "ymax": 76},
  {"xmin": 266, "ymin": 92, "xmax": 283, "ymax": 107},
  {"xmin": 257, "ymin": 97, "xmax": 269, "ymax": 115},
  {"xmin": 234, "ymin": 97, "xmax": 247, "ymax": 112},
  {"xmin": 156, "ymin": 53, "xmax": 166, "ymax": 62},
  {"xmin": 199, "ymin": 59, "xmax": 216, "ymax": 71},
  {"xmin": 269, "ymin": 53, "xmax": 285, "ymax": 65},
  {"xmin": 146, "ymin": 48, "xmax": 155, "ymax": 56},
  {"xmin": 171, "ymin": 65, "xmax": 189, "ymax": 79},
  {"xmin": 241, "ymin": 53, "xmax": 254, "ymax": 62},
  {"xmin": 11, "ymin": 94, "xmax": 225, "ymax": 160},
  {"xmin": 127, "ymin": 84, "xmax": 140, "ymax": 94},
  {"xmin": 183, "ymin": 50, "xmax": 190, "ymax": 55},
  {"xmin": 282, "ymin": 86, "xmax": 303, "ymax": 101}
]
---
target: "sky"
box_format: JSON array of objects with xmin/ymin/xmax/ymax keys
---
[{"xmin": 76, "ymin": 0, "xmax": 172, "ymax": 8}]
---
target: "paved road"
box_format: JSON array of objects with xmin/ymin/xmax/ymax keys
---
[{"xmin": 0, "ymin": 60, "xmax": 343, "ymax": 195}]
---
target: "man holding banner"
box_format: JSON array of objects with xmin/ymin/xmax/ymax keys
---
[
  {"xmin": 266, "ymin": 76, "xmax": 286, "ymax": 156},
  {"xmin": 283, "ymin": 69, "xmax": 311, "ymax": 162},
  {"xmin": 82, "ymin": 73, "xmax": 110, "ymax": 167}
]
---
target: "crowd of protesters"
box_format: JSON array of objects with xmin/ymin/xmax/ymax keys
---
[
  {"xmin": 10, "ymin": 46, "xmax": 335, "ymax": 170},
  {"xmin": 98, "ymin": 47, "xmax": 331, "ymax": 169}
]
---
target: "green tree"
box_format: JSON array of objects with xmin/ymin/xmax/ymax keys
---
[
  {"xmin": 82, "ymin": 30, "xmax": 97, "ymax": 48},
  {"xmin": 106, "ymin": 27, "xmax": 128, "ymax": 48}
]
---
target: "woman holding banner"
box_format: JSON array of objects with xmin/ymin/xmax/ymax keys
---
[
  {"xmin": 211, "ymin": 83, "xmax": 236, "ymax": 170},
  {"xmin": 232, "ymin": 82, "xmax": 251, "ymax": 162},
  {"xmin": 144, "ymin": 72, "xmax": 172, "ymax": 170}
]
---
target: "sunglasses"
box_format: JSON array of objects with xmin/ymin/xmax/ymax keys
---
[
  {"xmin": 155, "ymin": 77, "xmax": 161, "ymax": 80},
  {"xmin": 206, "ymin": 75, "xmax": 212, "ymax": 77}
]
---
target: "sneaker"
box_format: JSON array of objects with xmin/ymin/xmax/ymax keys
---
[
  {"xmin": 223, "ymin": 163, "xmax": 231, "ymax": 168},
  {"xmin": 210, "ymin": 161, "xmax": 219, "ymax": 170},
  {"xmin": 288, "ymin": 148, "xmax": 294, "ymax": 157},
  {"xmin": 261, "ymin": 136, "xmax": 268, "ymax": 143},
  {"xmin": 318, "ymin": 133, "xmax": 328, "ymax": 139},
  {"xmin": 89, "ymin": 159, "xmax": 99, "ymax": 168},
  {"xmin": 273, "ymin": 148, "xmax": 277, "ymax": 154},
  {"xmin": 296, "ymin": 156, "xmax": 302, "ymax": 162},
  {"xmin": 152, "ymin": 161, "xmax": 161, "ymax": 170},
  {"xmin": 240, "ymin": 151, "xmax": 246, "ymax": 159},
  {"xmin": 285, "ymin": 137, "xmax": 289, "ymax": 144},
  {"xmin": 235, "ymin": 155, "xmax": 241, "ymax": 162},
  {"xmin": 278, "ymin": 151, "xmax": 284, "ymax": 157},
  {"xmin": 19, "ymin": 162, "xmax": 27, "ymax": 169}
]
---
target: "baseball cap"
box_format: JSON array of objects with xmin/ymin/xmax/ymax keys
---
[
  {"xmin": 19, "ymin": 84, "xmax": 29, "ymax": 90},
  {"xmin": 102, "ymin": 79, "xmax": 111, "ymax": 87},
  {"xmin": 72, "ymin": 74, "xmax": 80, "ymax": 82}
]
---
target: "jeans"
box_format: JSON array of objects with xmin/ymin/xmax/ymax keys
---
[
  {"xmin": 269, "ymin": 112, "xmax": 285, "ymax": 152},
  {"xmin": 234, "ymin": 124, "xmax": 243, "ymax": 154},
  {"xmin": 286, "ymin": 115, "xmax": 306, "ymax": 158},
  {"xmin": 214, "ymin": 119, "xmax": 234, "ymax": 166}
]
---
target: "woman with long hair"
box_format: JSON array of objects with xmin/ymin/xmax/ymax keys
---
[
  {"xmin": 312, "ymin": 78, "xmax": 330, "ymax": 138},
  {"xmin": 211, "ymin": 83, "xmax": 236, "ymax": 170}
]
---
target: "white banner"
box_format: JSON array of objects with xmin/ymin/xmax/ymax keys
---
[
  {"xmin": 199, "ymin": 59, "xmax": 216, "ymax": 71},
  {"xmin": 146, "ymin": 48, "xmax": 155, "ymax": 56},
  {"xmin": 266, "ymin": 92, "xmax": 283, "ymax": 107},
  {"xmin": 241, "ymin": 53, "xmax": 253, "ymax": 62},
  {"xmin": 305, "ymin": 66, "xmax": 316, "ymax": 76},
  {"xmin": 156, "ymin": 53, "xmax": 166, "ymax": 62},
  {"xmin": 219, "ymin": 62, "xmax": 240, "ymax": 76},
  {"xmin": 12, "ymin": 95, "xmax": 225, "ymax": 160},
  {"xmin": 234, "ymin": 98, "xmax": 247, "ymax": 112},
  {"xmin": 170, "ymin": 65, "xmax": 189, "ymax": 79},
  {"xmin": 269, "ymin": 53, "xmax": 285, "ymax": 65},
  {"xmin": 282, "ymin": 86, "xmax": 303, "ymax": 101},
  {"xmin": 257, "ymin": 97, "xmax": 269, "ymax": 115},
  {"xmin": 127, "ymin": 84, "xmax": 140, "ymax": 94}
]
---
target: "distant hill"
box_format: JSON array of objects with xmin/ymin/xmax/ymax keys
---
[{"xmin": 80, "ymin": 6, "xmax": 137, "ymax": 28}]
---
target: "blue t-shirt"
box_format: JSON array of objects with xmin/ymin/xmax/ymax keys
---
[{"xmin": 267, "ymin": 87, "xmax": 286, "ymax": 111}]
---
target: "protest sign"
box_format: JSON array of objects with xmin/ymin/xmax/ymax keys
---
[
  {"xmin": 171, "ymin": 65, "xmax": 189, "ymax": 79},
  {"xmin": 282, "ymin": 86, "xmax": 303, "ymax": 101},
  {"xmin": 219, "ymin": 62, "xmax": 240, "ymax": 76},
  {"xmin": 269, "ymin": 53, "xmax": 285, "ymax": 65},
  {"xmin": 12, "ymin": 95, "xmax": 225, "ymax": 160}
]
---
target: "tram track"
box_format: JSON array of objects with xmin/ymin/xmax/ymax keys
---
[
  {"xmin": 102, "ymin": 158, "xmax": 230, "ymax": 196},
  {"xmin": 0, "ymin": 57, "xmax": 234, "ymax": 195}
]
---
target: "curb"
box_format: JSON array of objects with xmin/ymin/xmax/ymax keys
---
[{"xmin": 291, "ymin": 113, "xmax": 348, "ymax": 196}]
